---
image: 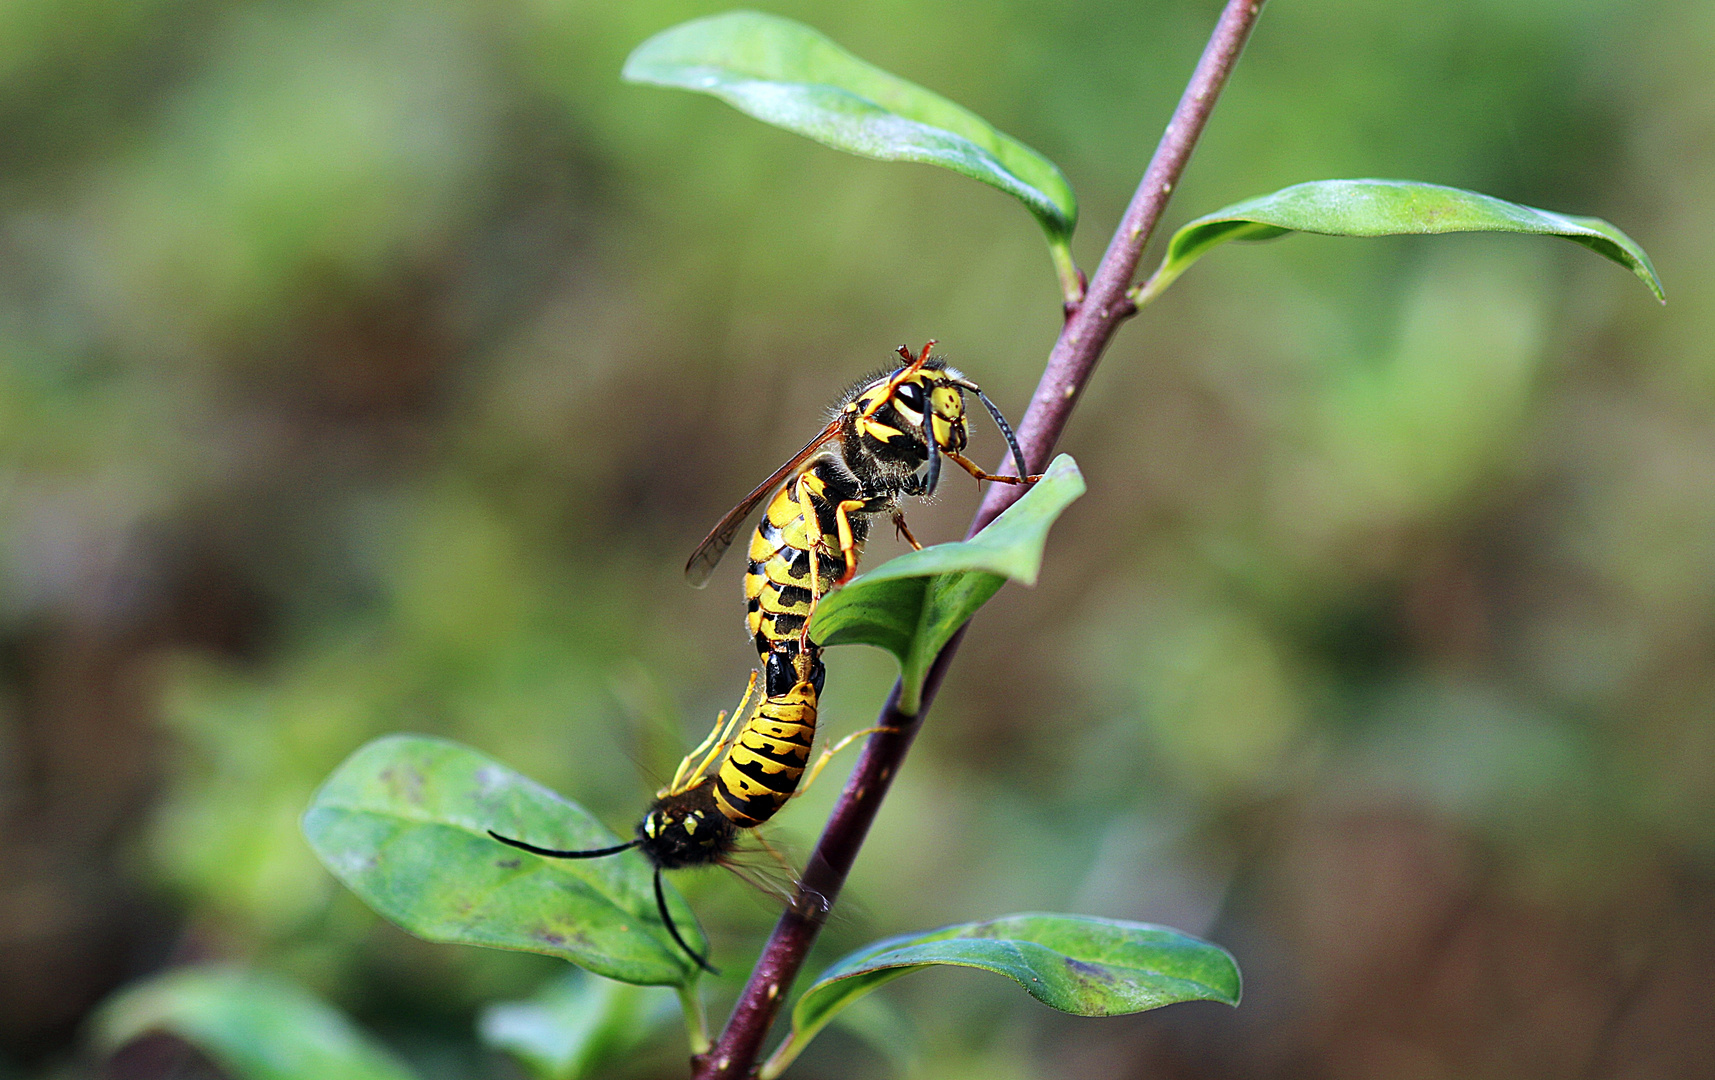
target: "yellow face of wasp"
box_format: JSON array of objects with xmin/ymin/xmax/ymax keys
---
[{"xmin": 926, "ymin": 382, "xmax": 965, "ymax": 450}]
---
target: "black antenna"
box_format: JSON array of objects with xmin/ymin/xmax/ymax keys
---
[
  {"xmin": 921, "ymin": 396, "xmax": 942, "ymax": 495},
  {"xmin": 488, "ymin": 831, "xmax": 716, "ymax": 975},
  {"xmin": 487, "ymin": 831, "xmax": 638, "ymax": 859},
  {"xmin": 655, "ymin": 868, "xmax": 718, "ymax": 975},
  {"xmin": 961, "ymin": 381, "xmax": 1031, "ymax": 482}
]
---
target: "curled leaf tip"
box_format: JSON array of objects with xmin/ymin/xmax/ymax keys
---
[
  {"xmin": 624, "ymin": 11, "xmax": 1076, "ymax": 256},
  {"xmin": 1142, "ymin": 178, "xmax": 1663, "ymax": 305}
]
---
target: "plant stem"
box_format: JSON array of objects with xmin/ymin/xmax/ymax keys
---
[
  {"xmin": 692, "ymin": 3, "xmax": 1267, "ymax": 1075},
  {"xmin": 1048, "ymin": 234, "xmax": 1084, "ymax": 307},
  {"xmin": 679, "ymin": 983, "xmax": 710, "ymax": 1056}
]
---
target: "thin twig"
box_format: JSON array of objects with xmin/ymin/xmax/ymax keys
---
[{"xmin": 693, "ymin": 3, "xmax": 1267, "ymax": 1075}]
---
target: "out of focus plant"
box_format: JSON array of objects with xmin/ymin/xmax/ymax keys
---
[{"xmin": 92, "ymin": 3, "xmax": 1661, "ymax": 1079}]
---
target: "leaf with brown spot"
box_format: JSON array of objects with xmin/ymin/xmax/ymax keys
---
[
  {"xmin": 303, "ymin": 735, "xmax": 706, "ymax": 987},
  {"xmin": 762, "ymin": 913, "xmax": 1238, "ymax": 1078}
]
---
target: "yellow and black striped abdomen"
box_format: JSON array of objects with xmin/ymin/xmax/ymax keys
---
[
  {"xmin": 713, "ymin": 677, "xmax": 819, "ymax": 828},
  {"xmin": 744, "ymin": 459, "xmax": 867, "ymax": 658}
]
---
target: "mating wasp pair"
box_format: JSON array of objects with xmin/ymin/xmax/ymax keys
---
[{"xmin": 491, "ymin": 342, "xmax": 1035, "ymax": 972}]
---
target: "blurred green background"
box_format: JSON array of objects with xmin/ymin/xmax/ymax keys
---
[{"xmin": 1, "ymin": 0, "xmax": 1710, "ymax": 1077}]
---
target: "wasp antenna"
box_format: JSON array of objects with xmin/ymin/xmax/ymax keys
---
[
  {"xmin": 912, "ymin": 339, "xmax": 935, "ymax": 371},
  {"xmin": 896, "ymin": 343, "xmax": 914, "ymax": 363},
  {"xmin": 963, "ymin": 382, "xmax": 1031, "ymax": 482},
  {"xmin": 655, "ymin": 867, "xmax": 718, "ymax": 975},
  {"xmin": 488, "ymin": 831, "xmax": 638, "ymax": 860}
]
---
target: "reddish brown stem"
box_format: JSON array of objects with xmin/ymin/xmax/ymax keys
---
[{"xmin": 693, "ymin": 3, "xmax": 1267, "ymax": 1075}]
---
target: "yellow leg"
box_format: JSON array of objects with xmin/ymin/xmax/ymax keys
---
[
  {"xmin": 945, "ymin": 450, "xmax": 1039, "ymax": 486},
  {"xmin": 832, "ymin": 499, "xmax": 868, "ymax": 586},
  {"xmin": 793, "ymin": 726, "xmax": 902, "ymax": 799},
  {"xmin": 667, "ymin": 708, "xmax": 728, "ymax": 794},
  {"xmin": 676, "ymin": 672, "xmax": 757, "ymax": 794},
  {"xmin": 796, "ymin": 485, "xmax": 879, "ymax": 649}
]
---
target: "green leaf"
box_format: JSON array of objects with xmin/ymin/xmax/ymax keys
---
[
  {"xmin": 479, "ymin": 969, "xmax": 672, "ymax": 1080},
  {"xmin": 763, "ymin": 914, "xmax": 1240, "ymax": 1079},
  {"xmin": 1140, "ymin": 179, "xmax": 1664, "ymax": 304},
  {"xmin": 92, "ymin": 966, "xmax": 418, "ymax": 1080},
  {"xmin": 302, "ymin": 735, "xmax": 706, "ymax": 988},
  {"xmin": 808, "ymin": 454, "xmax": 1084, "ymax": 714},
  {"xmin": 623, "ymin": 11, "xmax": 1078, "ymax": 287}
]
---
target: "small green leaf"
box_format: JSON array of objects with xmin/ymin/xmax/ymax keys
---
[
  {"xmin": 302, "ymin": 735, "xmax": 706, "ymax": 987},
  {"xmin": 624, "ymin": 11, "xmax": 1077, "ymax": 286},
  {"xmin": 479, "ymin": 969, "xmax": 672, "ymax": 1080},
  {"xmin": 808, "ymin": 454, "xmax": 1084, "ymax": 714},
  {"xmin": 764, "ymin": 914, "xmax": 1240, "ymax": 1079},
  {"xmin": 1140, "ymin": 179, "xmax": 1664, "ymax": 304},
  {"xmin": 92, "ymin": 966, "xmax": 418, "ymax": 1080}
]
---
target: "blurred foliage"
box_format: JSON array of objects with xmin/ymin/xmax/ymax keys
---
[
  {"xmin": 0, "ymin": 0, "xmax": 1710, "ymax": 1077},
  {"xmin": 477, "ymin": 968, "xmax": 675, "ymax": 1080},
  {"xmin": 92, "ymin": 965, "xmax": 418, "ymax": 1080}
]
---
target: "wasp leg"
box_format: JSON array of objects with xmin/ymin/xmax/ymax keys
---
[
  {"xmin": 830, "ymin": 495, "xmax": 893, "ymax": 588},
  {"xmin": 944, "ymin": 450, "xmax": 1041, "ymax": 486},
  {"xmin": 798, "ymin": 473, "xmax": 824, "ymax": 654},
  {"xmin": 799, "ymin": 490, "xmax": 885, "ymax": 651},
  {"xmin": 891, "ymin": 511, "xmax": 923, "ymax": 551},
  {"xmin": 667, "ymin": 708, "xmax": 728, "ymax": 795},
  {"xmin": 793, "ymin": 726, "xmax": 903, "ymax": 800},
  {"xmin": 832, "ymin": 499, "xmax": 866, "ymax": 587},
  {"xmin": 674, "ymin": 671, "xmax": 758, "ymax": 795}
]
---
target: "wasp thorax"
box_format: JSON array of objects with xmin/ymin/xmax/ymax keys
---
[{"xmin": 635, "ymin": 784, "xmax": 739, "ymax": 869}]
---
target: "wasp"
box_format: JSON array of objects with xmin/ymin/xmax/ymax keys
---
[
  {"xmin": 489, "ymin": 654, "xmax": 877, "ymax": 974},
  {"xmin": 686, "ymin": 340, "xmax": 1037, "ymax": 669},
  {"xmin": 490, "ymin": 342, "xmax": 1034, "ymax": 973}
]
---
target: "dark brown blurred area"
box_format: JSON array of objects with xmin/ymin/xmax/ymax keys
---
[
  {"xmin": 0, "ymin": 272, "xmax": 458, "ymax": 1059},
  {"xmin": 1071, "ymin": 808, "xmax": 1715, "ymax": 1080},
  {"xmin": 3, "ymin": 0, "xmax": 1712, "ymax": 1077}
]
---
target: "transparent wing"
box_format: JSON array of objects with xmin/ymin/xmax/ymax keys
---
[{"xmin": 684, "ymin": 421, "xmax": 840, "ymax": 588}]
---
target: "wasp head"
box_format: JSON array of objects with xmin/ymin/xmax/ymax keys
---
[
  {"xmin": 636, "ymin": 784, "xmax": 739, "ymax": 870},
  {"xmin": 863, "ymin": 365, "xmax": 968, "ymax": 454}
]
